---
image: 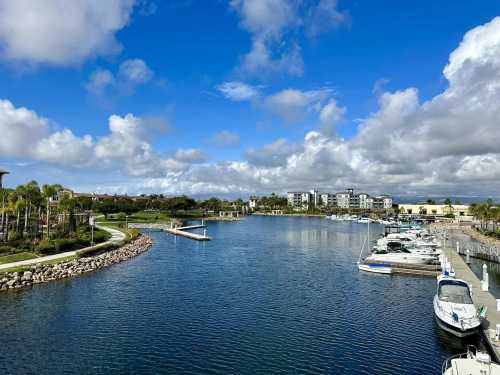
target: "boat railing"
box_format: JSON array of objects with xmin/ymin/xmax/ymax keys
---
[{"xmin": 441, "ymin": 346, "xmax": 476, "ymax": 374}]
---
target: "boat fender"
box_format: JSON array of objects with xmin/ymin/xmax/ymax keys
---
[{"xmin": 452, "ymin": 312, "xmax": 459, "ymax": 322}]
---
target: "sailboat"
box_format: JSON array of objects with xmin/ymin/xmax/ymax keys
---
[{"xmin": 357, "ymin": 221, "xmax": 393, "ymax": 274}]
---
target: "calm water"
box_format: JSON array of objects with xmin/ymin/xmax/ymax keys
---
[
  {"xmin": 0, "ymin": 217, "xmax": 485, "ymax": 374},
  {"xmin": 448, "ymin": 230, "xmax": 500, "ymax": 298}
]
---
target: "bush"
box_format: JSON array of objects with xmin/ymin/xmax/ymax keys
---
[
  {"xmin": 0, "ymin": 246, "xmax": 16, "ymax": 255},
  {"xmin": 128, "ymin": 229, "xmax": 139, "ymax": 240},
  {"xmin": 54, "ymin": 239, "xmax": 78, "ymax": 253},
  {"xmin": 36, "ymin": 241, "xmax": 57, "ymax": 255}
]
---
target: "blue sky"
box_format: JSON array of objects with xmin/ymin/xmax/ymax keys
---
[{"xmin": 1, "ymin": 1, "xmax": 500, "ymax": 198}]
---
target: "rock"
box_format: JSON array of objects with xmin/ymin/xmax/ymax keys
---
[{"xmin": 22, "ymin": 271, "xmax": 33, "ymax": 281}]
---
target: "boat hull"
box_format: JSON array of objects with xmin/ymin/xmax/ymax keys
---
[
  {"xmin": 434, "ymin": 314, "xmax": 478, "ymax": 338},
  {"xmin": 358, "ymin": 264, "xmax": 392, "ymax": 274}
]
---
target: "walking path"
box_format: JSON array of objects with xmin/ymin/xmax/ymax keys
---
[{"xmin": 0, "ymin": 225, "xmax": 126, "ymax": 271}]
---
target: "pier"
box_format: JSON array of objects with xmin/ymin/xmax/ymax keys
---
[
  {"xmin": 443, "ymin": 244, "xmax": 500, "ymax": 361},
  {"xmin": 360, "ymin": 259, "xmax": 441, "ymax": 277},
  {"xmin": 129, "ymin": 222, "xmax": 211, "ymax": 241}
]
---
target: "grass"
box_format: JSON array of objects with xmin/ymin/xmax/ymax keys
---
[
  {"xmin": 0, "ymin": 252, "xmax": 39, "ymax": 264},
  {"xmin": 0, "ymin": 255, "xmax": 78, "ymax": 275}
]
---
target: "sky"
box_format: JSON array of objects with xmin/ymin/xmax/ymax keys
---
[{"xmin": 1, "ymin": 0, "xmax": 500, "ymax": 199}]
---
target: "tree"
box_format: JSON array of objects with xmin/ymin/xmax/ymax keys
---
[
  {"xmin": 444, "ymin": 198, "xmax": 452, "ymax": 206},
  {"xmin": 42, "ymin": 184, "xmax": 60, "ymax": 240},
  {"xmin": 426, "ymin": 199, "xmax": 436, "ymax": 205}
]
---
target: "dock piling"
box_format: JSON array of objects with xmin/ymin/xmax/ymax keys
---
[
  {"xmin": 466, "ymin": 248, "xmax": 471, "ymax": 264},
  {"xmin": 482, "ymin": 264, "xmax": 489, "ymax": 291}
]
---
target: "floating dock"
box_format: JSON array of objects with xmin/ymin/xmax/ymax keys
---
[
  {"xmin": 129, "ymin": 222, "xmax": 211, "ymax": 241},
  {"xmin": 443, "ymin": 245, "xmax": 500, "ymax": 361},
  {"xmin": 361, "ymin": 260, "xmax": 441, "ymax": 277}
]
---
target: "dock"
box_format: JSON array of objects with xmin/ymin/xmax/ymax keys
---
[
  {"xmin": 443, "ymin": 245, "xmax": 500, "ymax": 361},
  {"xmin": 361, "ymin": 260, "xmax": 441, "ymax": 277},
  {"xmin": 129, "ymin": 222, "xmax": 211, "ymax": 241}
]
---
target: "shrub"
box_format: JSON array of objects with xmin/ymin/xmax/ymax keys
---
[
  {"xmin": 54, "ymin": 239, "xmax": 78, "ymax": 253},
  {"xmin": 0, "ymin": 246, "xmax": 15, "ymax": 255},
  {"xmin": 36, "ymin": 241, "xmax": 57, "ymax": 255}
]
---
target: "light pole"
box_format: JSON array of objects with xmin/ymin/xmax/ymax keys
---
[{"xmin": 90, "ymin": 216, "xmax": 95, "ymax": 246}]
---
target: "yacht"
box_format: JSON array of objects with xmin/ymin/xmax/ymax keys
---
[
  {"xmin": 366, "ymin": 249, "xmax": 437, "ymax": 265},
  {"xmin": 433, "ymin": 275, "xmax": 481, "ymax": 337},
  {"xmin": 442, "ymin": 346, "xmax": 500, "ymax": 374},
  {"xmin": 357, "ymin": 217, "xmax": 372, "ymax": 224},
  {"xmin": 358, "ymin": 263, "xmax": 393, "ymax": 274}
]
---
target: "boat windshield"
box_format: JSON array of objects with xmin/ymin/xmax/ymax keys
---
[{"xmin": 438, "ymin": 281, "xmax": 473, "ymax": 304}]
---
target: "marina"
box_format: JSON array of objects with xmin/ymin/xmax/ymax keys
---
[{"xmin": 0, "ymin": 216, "xmax": 484, "ymax": 374}]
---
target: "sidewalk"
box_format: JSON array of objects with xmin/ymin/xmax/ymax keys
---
[{"xmin": 0, "ymin": 225, "xmax": 126, "ymax": 271}]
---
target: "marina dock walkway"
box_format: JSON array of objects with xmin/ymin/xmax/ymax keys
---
[
  {"xmin": 443, "ymin": 245, "xmax": 500, "ymax": 361},
  {"xmin": 129, "ymin": 222, "xmax": 211, "ymax": 241}
]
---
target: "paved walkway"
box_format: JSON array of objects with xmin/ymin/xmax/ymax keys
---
[{"xmin": 0, "ymin": 225, "xmax": 126, "ymax": 271}]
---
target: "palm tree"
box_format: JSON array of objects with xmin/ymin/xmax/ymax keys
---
[{"xmin": 42, "ymin": 184, "xmax": 62, "ymax": 240}]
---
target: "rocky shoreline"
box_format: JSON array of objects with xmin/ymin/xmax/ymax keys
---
[{"xmin": 0, "ymin": 235, "xmax": 154, "ymax": 292}]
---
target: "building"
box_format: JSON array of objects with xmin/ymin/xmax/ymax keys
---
[
  {"xmin": 249, "ymin": 196, "xmax": 259, "ymax": 210},
  {"xmin": 287, "ymin": 188, "xmax": 393, "ymax": 210},
  {"xmin": 398, "ymin": 204, "xmax": 469, "ymax": 217}
]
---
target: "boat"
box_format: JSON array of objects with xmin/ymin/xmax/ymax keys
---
[
  {"xmin": 358, "ymin": 263, "xmax": 393, "ymax": 274},
  {"xmin": 357, "ymin": 217, "xmax": 372, "ymax": 224},
  {"xmin": 442, "ymin": 346, "xmax": 500, "ymax": 374},
  {"xmin": 366, "ymin": 251, "xmax": 437, "ymax": 265},
  {"xmin": 433, "ymin": 275, "xmax": 481, "ymax": 337}
]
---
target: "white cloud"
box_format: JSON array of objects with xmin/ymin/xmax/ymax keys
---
[
  {"xmin": 85, "ymin": 58, "xmax": 154, "ymax": 96},
  {"xmin": 245, "ymin": 139, "xmax": 303, "ymax": 167},
  {"xmin": 118, "ymin": 58, "xmax": 154, "ymax": 83},
  {"xmin": 85, "ymin": 69, "xmax": 115, "ymax": 95},
  {"xmin": 173, "ymin": 148, "xmax": 206, "ymax": 164},
  {"xmin": 230, "ymin": 0, "xmax": 347, "ymax": 77},
  {"xmin": 264, "ymin": 88, "xmax": 332, "ymax": 122},
  {"xmin": 0, "ymin": 0, "xmax": 136, "ymax": 65},
  {"xmin": 217, "ymin": 81, "xmax": 260, "ymax": 101},
  {"xmin": 211, "ymin": 131, "xmax": 241, "ymax": 148},
  {"xmin": 306, "ymin": 0, "xmax": 349, "ymax": 37},
  {"xmin": 5, "ymin": 17, "xmax": 500, "ymax": 198}
]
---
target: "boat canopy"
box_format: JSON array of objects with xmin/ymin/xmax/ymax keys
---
[{"xmin": 438, "ymin": 280, "xmax": 473, "ymax": 304}]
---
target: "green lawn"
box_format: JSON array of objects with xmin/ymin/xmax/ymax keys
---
[{"xmin": 0, "ymin": 252, "xmax": 39, "ymax": 264}]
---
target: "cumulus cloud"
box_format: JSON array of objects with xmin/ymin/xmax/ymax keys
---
[
  {"xmin": 306, "ymin": 0, "xmax": 350, "ymax": 37},
  {"xmin": 0, "ymin": 0, "xmax": 136, "ymax": 65},
  {"xmin": 230, "ymin": 0, "xmax": 347, "ymax": 77},
  {"xmin": 85, "ymin": 58, "xmax": 154, "ymax": 96},
  {"xmin": 217, "ymin": 81, "xmax": 260, "ymax": 101},
  {"xmin": 173, "ymin": 148, "xmax": 206, "ymax": 164},
  {"xmin": 211, "ymin": 131, "xmax": 241, "ymax": 148},
  {"xmin": 264, "ymin": 88, "xmax": 332, "ymax": 122},
  {"xmin": 245, "ymin": 139, "xmax": 303, "ymax": 167},
  {"xmin": 85, "ymin": 69, "xmax": 115, "ymax": 95},
  {"xmin": 132, "ymin": 17, "xmax": 500, "ymax": 197},
  {"xmin": 4, "ymin": 17, "xmax": 500, "ymax": 198},
  {"xmin": 118, "ymin": 58, "xmax": 154, "ymax": 83}
]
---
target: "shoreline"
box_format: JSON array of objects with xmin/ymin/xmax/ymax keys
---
[{"xmin": 0, "ymin": 234, "xmax": 154, "ymax": 292}]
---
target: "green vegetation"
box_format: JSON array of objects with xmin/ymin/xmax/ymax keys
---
[
  {"xmin": 0, "ymin": 252, "xmax": 39, "ymax": 264},
  {"xmin": 470, "ymin": 200, "xmax": 500, "ymax": 238}
]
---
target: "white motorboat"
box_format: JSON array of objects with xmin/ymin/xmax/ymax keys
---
[
  {"xmin": 433, "ymin": 275, "xmax": 481, "ymax": 337},
  {"xmin": 366, "ymin": 251, "xmax": 437, "ymax": 265},
  {"xmin": 357, "ymin": 217, "xmax": 373, "ymax": 224},
  {"xmin": 442, "ymin": 346, "xmax": 500, "ymax": 374},
  {"xmin": 358, "ymin": 263, "xmax": 392, "ymax": 274}
]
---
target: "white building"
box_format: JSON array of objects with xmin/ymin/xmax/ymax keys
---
[{"xmin": 287, "ymin": 188, "xmax": 393, "ymax": 210}]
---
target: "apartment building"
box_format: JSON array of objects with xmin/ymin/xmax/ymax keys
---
[{"xmin": 287, "ymin": 188, "xmax": 393, "ymax": 210}]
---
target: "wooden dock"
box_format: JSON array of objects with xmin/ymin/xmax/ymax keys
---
[
  {"xmin": 362, "ymin": 260, "xmax": 441, "ymax": 277},
  {"xmin": 443, "ymin": 245, "xmax": 500, "ymax": 361},
  {"xmin": 129, "ymin": 222, "xmax": 211, "ymax": 241}
]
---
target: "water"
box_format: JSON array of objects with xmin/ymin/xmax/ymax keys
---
[
  {"xmin": 0, "ymin": 217, "xmax": 485, "ymax": 374},
  {"xmin": 448, "ymin": 230, "xmax": 500, "ymax": 298}
]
